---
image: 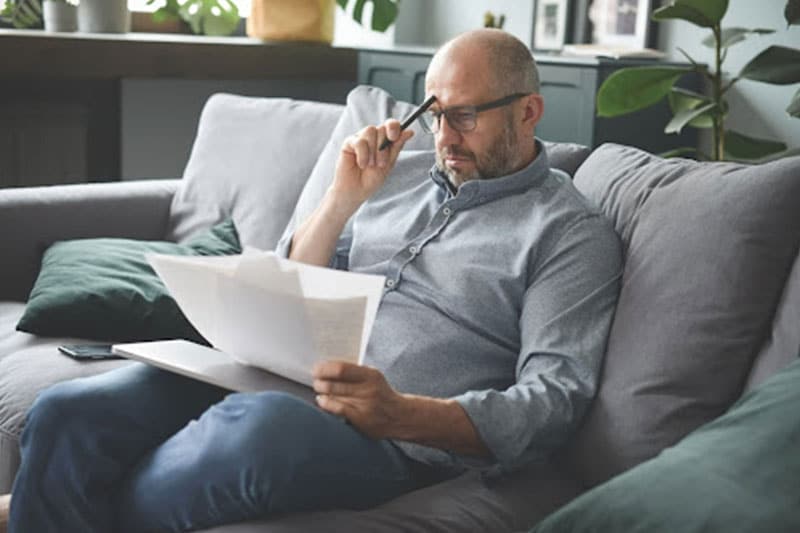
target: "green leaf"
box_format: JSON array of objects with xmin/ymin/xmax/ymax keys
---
[
  {"xmin": 653, "ymin": 0, "xmax": 729, "ymax": 28},
  {"xmin": 668, "ymin": 89, "xmax": 715, "ymax": 129},
  {"xmin": 665, "ymin": 103, "xmax": 716, "ymax": 134},
  {"xmin": 701, "ymin": 27, "xmax": 774, "ymax": 49},
  {"xmin": 179, "ymin": 0, "xmax": 239, "ymax": 36},
  {"xmin": 336, "ymin": 0, "xmax": 347, "ymax": 9},
  {"xmin": 352, "ymin": 0, "xmax": 367, "ymax": 25},
  {"xmin": 724, "ymin": 130, "xmax": 787, "ymax": 160},
  {"xmin": 370, "ymin": 0, "xmax": 398, "ymax": 31},
  {"xmin": 788, "ymin": 88, "xmax": 800, "ymax": 117},
  {"xmin": 659, "ymin": 147, "xmax": 700, "ymax": 158},
  {"xmin": 739, "ymin": 45, "xmax": 800, "ymax": 84},
  {"xmin": 786, "ymin": 0, "xmax": 800, "ymax": 25},
  {"xmin": 597, "ymin": 67, "xmax": 691, "ymax": 117}
]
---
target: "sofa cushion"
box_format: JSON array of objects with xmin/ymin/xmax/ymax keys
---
[
  {"xmin": 532, "ymin": 356, "xmax": 800, "ymax": 533},
  {"xmin": 167, "ymin": 93, "xmax": 343, "ymax": 250},
  {"xmin": 566, "ymin": 144, "xmax": 800, "ymax": 487},
  {"xmin": 16, "ymin": 219, "xmax": 240, "ymax": 343},
  {"xmin": 280, "ymin": 85, "xmax": 592, "ymax": 241}
]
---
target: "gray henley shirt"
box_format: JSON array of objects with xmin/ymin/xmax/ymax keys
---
[{"xmin": 278, "ymin": 141, "xmax": 623, "ymax": 475}]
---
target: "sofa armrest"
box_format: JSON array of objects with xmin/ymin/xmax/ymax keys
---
[{"xmin": 0, "ymin": 179, "xmax": 180, "ymax": 302}]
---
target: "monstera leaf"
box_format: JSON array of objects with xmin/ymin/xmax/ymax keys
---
[{"xmin": 336, "ymin": 0, "xmax": 398, "ymax": 32}]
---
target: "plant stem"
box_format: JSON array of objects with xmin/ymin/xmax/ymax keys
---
[{"xmin": 712, "ymin": 23, "xmax": 724, "ymax": 161}]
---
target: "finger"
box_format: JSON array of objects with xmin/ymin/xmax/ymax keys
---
[
  {"xmin": 388, "ymin": 129, "xmax": 415, "ymax": 165},
  {"xmin": 376, "ymin": 126, "xmax": 391, "ymax": 168},
  {"xmin": 384, "ymin": 119, "xmax": 403, "ymax": 142},
  {"xmin": 361, "ymin": 126, "xmax": 378, "ymax": 167},
  {"xmin": 353, "ymin": 137, "xmax": 371, "ymax": 169},
  {"xmin": 313, "ymin": 379, "xmax": 357, "ymax": 396},
  {"xmin": 313, "ymin": 360, "xmax": 373, "ymax": 382},
  {"xmin": 315, "ymin": 394, "xmax": 352, "ymax": 419}
]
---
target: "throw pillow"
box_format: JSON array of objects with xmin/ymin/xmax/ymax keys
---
[
  {"xmin": 565, "ymin": 144, "xmax": 800, "ymax": 487},
  {"xmin": 532, "ymin": 357, "xmax": 800, "ymax": 533},
  {"xmin": 16, "ymin": 219, "xmax": 241, "ymax": 343},
  {"xmin": 166, "ymin": 93, "xmax": 343, "ymax": 250}
]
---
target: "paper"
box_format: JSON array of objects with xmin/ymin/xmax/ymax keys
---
[{"xmin": 147, "ymin": 251, "xmax": 385, "ymax": 386}]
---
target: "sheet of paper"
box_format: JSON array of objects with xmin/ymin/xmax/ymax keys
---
[{"xmin": 146, "ymin": 251, "xmax": 385, "ymax": 386}]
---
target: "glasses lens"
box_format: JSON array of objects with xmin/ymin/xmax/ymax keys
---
[
  {"xmin": 446, "ymin": 109, "xmax": 476, "ymax": 132},
  {"xmin": 419, "ymin": 111, "xmax": 438, "ymax": 134}
]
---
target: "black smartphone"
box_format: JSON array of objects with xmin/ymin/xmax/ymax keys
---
[{"xmin": 58, "ymin": 344, "xmax": 124, "ymax": 360}]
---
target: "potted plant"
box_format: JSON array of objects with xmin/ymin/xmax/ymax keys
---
[
  {"xmin": 246, "ymin": 0, "xmax": 398, "ymax": 43},
  {"xmin": 42, "ymin": 0, "xmax": 76, "ymax": 32},
  {"xmin": 595, "ymin": 0, "xmax": 800, "ymax": 161},
  {"xmin": 146, "ymin": 0, "xmax": 240, "ymax": 37},
  {"xmin": 0, "ymin": 0, "xmax": 42, "ymax": 28}
]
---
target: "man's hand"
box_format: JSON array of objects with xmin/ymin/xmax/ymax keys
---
[
  {"xmin": 331, "ymin": 119, "xmax": 415, "ymax": 212},
  {"xmin": 312, "ymin": 360, "xmax": 491, "ymax": 458},
  {"xmin": 312, "ymin": 360, "xmax": 407, "ymax": 440}
]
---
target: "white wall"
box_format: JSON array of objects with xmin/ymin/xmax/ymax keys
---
[{"xmin": 657, "ymin": 0, "xmax": 800, "ymax": 153}]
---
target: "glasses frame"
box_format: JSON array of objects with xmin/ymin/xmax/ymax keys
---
[{"xmin": 419, "ymin": 92, "xmax": 531, "ymax": 134}]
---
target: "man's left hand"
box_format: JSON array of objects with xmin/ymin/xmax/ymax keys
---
[{"xmin": 312, "ymin": 361, "xmax": 409, "ymax": 440}]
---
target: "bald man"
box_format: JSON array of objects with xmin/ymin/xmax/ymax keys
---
[{"xmin": 7, "ymin": 30, "xmax": 622, "ymax": 532}]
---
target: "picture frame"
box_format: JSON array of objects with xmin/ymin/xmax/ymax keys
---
[
  {"xmin": 587, "ymin": 0, "xmax": 653, "ymax": 49},
  {"xmin": 533, "ymin": 0, "xmax": 572, "ymax": 51}
]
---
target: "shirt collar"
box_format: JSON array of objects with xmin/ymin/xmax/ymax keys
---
[{"xmin": 429, "ymin": 139, "xmax": 551, "ymax": 203}]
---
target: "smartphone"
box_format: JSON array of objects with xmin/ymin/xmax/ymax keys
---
[{"xmin": 58, "ymin": 344, "xmax": 124, "ymax": 360}]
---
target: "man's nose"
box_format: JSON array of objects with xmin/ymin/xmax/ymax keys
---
[{"xmin": 436, "ymin": 115, "xmax": 463, "ymax": 146}]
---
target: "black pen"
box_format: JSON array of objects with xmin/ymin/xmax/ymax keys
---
[{"xmin": 378, "ymin": 94, "xmax": 437, "ymax": 151}]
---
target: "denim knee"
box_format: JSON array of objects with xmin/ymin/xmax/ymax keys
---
[{"xmin": 22, "ymin": 379, "xmax": 98, "ymax": 445}]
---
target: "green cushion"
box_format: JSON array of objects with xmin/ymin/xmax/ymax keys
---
[
  {"xmin": 16, "ymin": 219, "xmax": 241, "ymax": 343},
  {"xmin": 532, "ymin": 357, "xmax": 800, "ymax": 533}
]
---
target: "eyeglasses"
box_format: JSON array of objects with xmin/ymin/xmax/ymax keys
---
[{"xmin": 418, "ymin": 93, "xmax": 530, "ymax": 134}]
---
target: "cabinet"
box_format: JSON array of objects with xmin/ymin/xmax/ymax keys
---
[{"xmin": 358, "ymin": 49, "xmax": 700, "ymax": 155}]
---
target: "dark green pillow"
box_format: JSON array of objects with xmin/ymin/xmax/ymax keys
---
[
  {"xmin": 17, "ymin": 219, "xmax": 241, "ymax": 343},
  {"xmin": 532, "ymin": 357, "xmax": 800, "ymax": 533}
]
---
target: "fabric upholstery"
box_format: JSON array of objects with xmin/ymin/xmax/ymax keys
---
[
  {"xmin": 16, "ymin": 219, "xmax": 241, "ymax": 343},
  {"xmin": 566, "ymin": 144, "xmax": 800, "ymax": 487},
  {"xmin": 532, "ymin": 357, "xmax": 800, "ymax": 533},
  {"xmin": 0, "ymin": 179, "xmax": 179, "ymax": 302},
  {"xmin": 167, "ymin": 94, "xmax": 343, "ymax": 250},
  {"xmin": 745, "ymin": 248, "xmax": 800, "ymax": 391}
]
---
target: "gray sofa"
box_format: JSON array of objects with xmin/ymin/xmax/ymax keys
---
[{"xmin": 1, "ymin": 87, "xmax": 798, "ymax": 532}]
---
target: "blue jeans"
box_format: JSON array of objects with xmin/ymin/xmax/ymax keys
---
[{"xmin": 9, "ymin": 363, "xmax": 440, "ymax": 532}]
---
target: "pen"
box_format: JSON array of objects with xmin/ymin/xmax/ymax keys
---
[{"xmin": 378, "ymin": 94, "xmax": 437, "ymax": 151}]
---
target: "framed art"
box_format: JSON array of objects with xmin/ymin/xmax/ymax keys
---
[
  {"xmin": 533, "ymin": 0, "xmax": 572, "ymax": 51},
  {"xmin": 587, "ymin": 0, "xmax": 652, "ymax": 49}
]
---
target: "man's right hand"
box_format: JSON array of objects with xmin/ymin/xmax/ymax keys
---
[{"xmin": 331, "ymin": 119, "xmax": 415, "ymax": 212}]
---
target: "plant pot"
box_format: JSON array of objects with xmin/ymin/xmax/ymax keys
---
[
  {"xmin": 247, "ymin": 0, "xmax": 334, "ymax": 44},
  {"xmin": 43, "ymin": 0, "xmax": 77, "ymax": 32},
  {"xmin": 78, "ymin": 0, "xmax": 130, "ymax": 33}
]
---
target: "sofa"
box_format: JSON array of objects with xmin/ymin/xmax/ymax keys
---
[{"xmin": 1, "ymin": 85, "xmax": 799, "ymax": 532}]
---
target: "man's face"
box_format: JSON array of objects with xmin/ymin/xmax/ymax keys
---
[{"xmin": 425, "ymin": 50, "xmax": 525, "ymax": 187}]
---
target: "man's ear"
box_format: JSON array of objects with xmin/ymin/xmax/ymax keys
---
[{"xmin": 522, "ymin": 94, "xmax": 544, "ymax": 127}]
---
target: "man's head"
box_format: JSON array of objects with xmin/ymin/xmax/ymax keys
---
[{"xmin": 424, "ymin": 29, "xmax": 544, "ymax": 187}]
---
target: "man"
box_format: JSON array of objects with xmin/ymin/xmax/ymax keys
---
[{"xmin": 5, "ymin": 29, "xmax": 622, "ymax": 532}]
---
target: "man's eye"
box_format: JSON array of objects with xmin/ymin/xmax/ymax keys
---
[{"xmin": 450, "ymin": 111, "xmax": 474, "ymax": 123}]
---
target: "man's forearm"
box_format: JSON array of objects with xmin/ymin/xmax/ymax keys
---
[
  {"xmin": 394, "ymin": 394, "xmax": 491, "ymax": 458},
  {"xmin": 288, "ymin": 189, "xmax": 359, "ymax": 266}
]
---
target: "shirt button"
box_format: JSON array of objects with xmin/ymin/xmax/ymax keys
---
[
  {"xmin": 409, "ymin": 245, "xmax": 418, "ymax": 255},
  {"xmin": 442, "ymin": 207, "xmax": 452, "ymax": 216},
  {"xmin": 386, "ymin": 279, "xmax": 395, "ymax": 288}
]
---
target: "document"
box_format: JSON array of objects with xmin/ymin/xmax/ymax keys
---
[{"xmin": 146, "ymin": 251, "xmax": 386, "ymax": 387}]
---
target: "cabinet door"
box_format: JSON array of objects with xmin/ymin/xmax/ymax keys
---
[
  {"xmin": 536, "ymin": 64, "xmax": 597, "ymax": 147},
  {"xmin": 358, "ymin": 51, "xmax": 431, "ymax": 104}
]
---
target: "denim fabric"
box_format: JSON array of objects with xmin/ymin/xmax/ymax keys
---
[{"xmin": 9, "ymin": 364, "xmax": 434, "ymax": 532}]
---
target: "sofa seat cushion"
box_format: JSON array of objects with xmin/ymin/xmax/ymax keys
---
[
  {"xmin": 0, "ymin": 302, "xmax": 131, "ymax": 492},
  {"xmin": 532, "ymin": 357, "xmax": 800, "ymax": 533},
  {"xmin": 167, "ymin": 94, "xmax": 343, "ymax": 250},
  {"xmin": 567, "ymin": 144, "xmax": 800, "ymax": 487},
  {"xmin": 197, "ymin": 464, "xmax": 583, "ymax": 533}
]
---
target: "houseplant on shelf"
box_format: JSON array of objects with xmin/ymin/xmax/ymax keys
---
[
  {"xmin": 596, "ymin": 0, "xmax": 800, "ymax": 161},
  {"xmin": 146, "ymin": 0, "xmax": 239, "ymax": 37},
  {"xmin": 0, "ymin": 0, "xmax": 42, "ymax": 28}
]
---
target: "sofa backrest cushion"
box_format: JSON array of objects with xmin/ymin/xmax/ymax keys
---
[
  {"xmin": 565, "ymin": 143, "xmax": 800, "ymax": 488},
  {"xmin": 280, "ymin": 85, "xmax": 593, "ymax": 241},
  {"xmin": 166, "ymin": 93, "xmax": 343, "ymax": 250},
  {"xmin": 744, "ymin": 248, "xmax": 800, "ymax": 392}
]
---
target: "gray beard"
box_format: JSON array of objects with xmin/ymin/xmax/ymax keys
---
[{"xmin": 435, "ymin": 122, "xmax": 519, "ymax": 188}]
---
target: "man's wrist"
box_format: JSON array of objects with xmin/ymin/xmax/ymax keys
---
[{"xmin": 322, "ymin": 187, "xmax": 363, "ymax": 221}]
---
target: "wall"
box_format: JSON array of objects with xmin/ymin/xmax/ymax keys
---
[{"xmin": 657, "ymin": 0, "xmax": 800, "ymax": 155}]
